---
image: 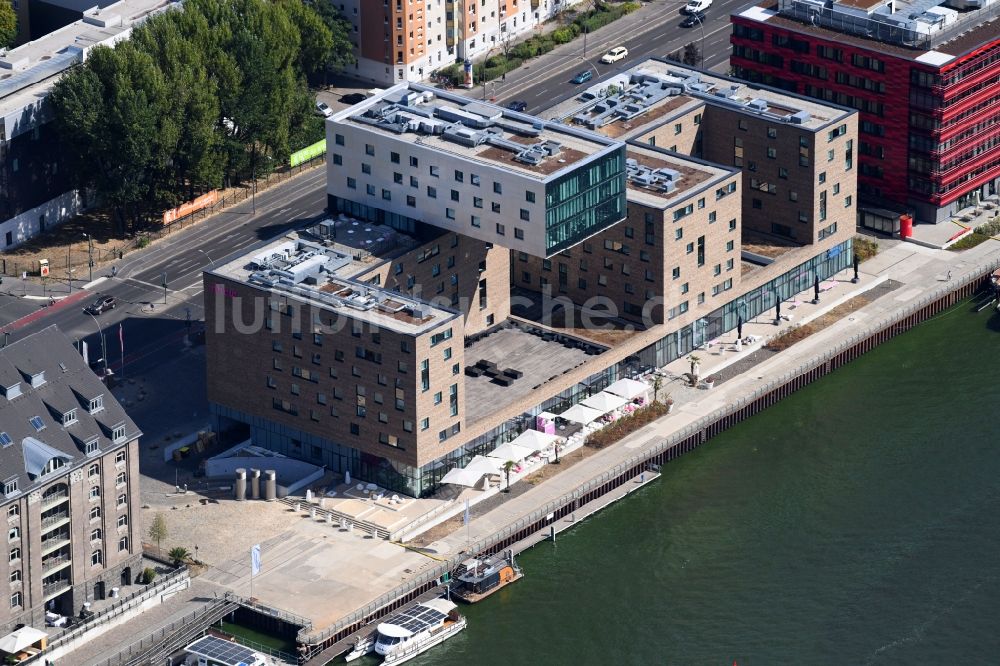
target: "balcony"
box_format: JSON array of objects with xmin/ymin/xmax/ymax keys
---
[
  {"xmin": 41, "ymin": 555, "xmax": 71, "ymax": 575},
  {"xmin": 41, "ymin": 490, "xmax": 69, "ymax": 511},
  {"xmin": 41, "ymin": 536, "xmax": 70, "ymax": 556},
  {"xmin": 40, "ymin": 511, "xmax": 70, "ymax": 532},
  {"xmin": 42, "ymin": 579, "xmax": 71, "ymax": 600}
]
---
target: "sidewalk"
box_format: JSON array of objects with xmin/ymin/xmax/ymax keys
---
[{"xmin": 428, "ymin": 238, "xmax": 1000, "ymax": 555}]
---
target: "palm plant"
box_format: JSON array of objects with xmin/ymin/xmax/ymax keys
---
[
  {"xmin": 503, "ymin": 460, "xmax": 516, "ymax": 493},
  {"xmin": 168, "ymin": 547, "xmax": 190, "ymax": 566}
]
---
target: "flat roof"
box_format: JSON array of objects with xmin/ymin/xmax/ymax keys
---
[
  {"xmin": 334, "ymin": 83, "xmax": 621, "ymax": 181},
  {"xmin": 735, "ymin": 1, "xmax": 1000, "ymax": 61},
  {"xmin": 0, "ymin": 0, "xmax": 176, "ymax": 131},
  {"xmin": 543, "ymin": 59, "xmax": 851, "ymax": 135},
  {"xmin": 211, "ymin": 224, "xmax": 458, "ymax": 336},
  {"xmin": 623, "ymin": 144, "xmax": 733, "ymax": 208}
]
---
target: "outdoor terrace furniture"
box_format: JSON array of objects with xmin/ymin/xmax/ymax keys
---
[
  {"xmin": 465, "ymin": 366, "xmax": 484, "ymax": 377},
  {"xmin": 484, "ymin": 367, "xmax": 501, "ymax": 378},
  {"xmin": 475, "ymin": 359, "xmax": 492, "ymax": 369},
  {"xmin": 503, "ymin": 368, "xmax": 523, "ymax": 379},
  {"xmin": 492, "ymin": 375, "xmax": 514, "ymax": 387}
]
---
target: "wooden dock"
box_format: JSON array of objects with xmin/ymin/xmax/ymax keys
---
[{"xmin": 509, "ymin": 470, "xmax": 661, "ymax": 555}]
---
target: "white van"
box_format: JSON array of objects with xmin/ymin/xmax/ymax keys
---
[{"xmin": 684, "ymin": 0, "xmax": 712, "ymax": 13}]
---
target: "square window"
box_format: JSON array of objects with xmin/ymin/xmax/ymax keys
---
[
  {"xmin": 525, "ymin": 191, "xmax": 535, "ymax": 203},
  {"xmin": 520, "ymin": 209, "xmax": 530, "ymax": 221},
  {"xmin": 390, "ymin": 152, "xmax": 399, "ymax": 164},
  {"xmin": 493, "ymin": 182, "xmax": 502, "ymax": 194},
  {"xmin": 514, "ymin": 228, "xmax": 524, "ymax": 240}
]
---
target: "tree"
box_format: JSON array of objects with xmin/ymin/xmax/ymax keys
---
[
  {"xmin": 168, "ymin": 547, "xmax": 190, "ymax": 566},
  {"xmin": 652, "ymin": 374, "xmax": 663, "ymax": 403},
  {"xmin": 682, "ymin": 42, "xmax": 701, "ymax": 67},
  {"xmin": 0, "ymin": 0, "xmax": 16, "ymax": 49},
  {"xmin": 300, "ymin": 0, "xmax": 354, "ymax": 75},
  {"xmin": 148, "ymin": 513, "xmax": 168, "ymax": 554},
  {"xmin": 503, "ymin": 460, "xmax": 516, "ymax": 493}
]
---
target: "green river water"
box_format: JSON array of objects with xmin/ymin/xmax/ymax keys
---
[{"xmin": 356, "ymin": 299, "xmax": 1000, "ymax": 665}]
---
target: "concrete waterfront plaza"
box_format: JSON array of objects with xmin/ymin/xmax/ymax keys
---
[{"xmin": 61, "ymin": 235, "xmax": 999, "ymax": 664}]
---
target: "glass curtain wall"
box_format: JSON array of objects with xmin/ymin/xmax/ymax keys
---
[{"xmin": 545, "ymin": 147, "xmax": 626, "ymax": 254}]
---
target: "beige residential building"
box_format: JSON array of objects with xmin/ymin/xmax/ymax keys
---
[{"xmin": 0, "ymin": 326, "xmax": 142, "ymax": 634}]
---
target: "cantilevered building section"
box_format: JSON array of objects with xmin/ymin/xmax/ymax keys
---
[{"xmin": 326, "ymin": 85, "xmax": 627, "ymax": 258}]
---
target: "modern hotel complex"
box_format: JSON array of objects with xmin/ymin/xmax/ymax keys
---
[
  {"xmin": 0, "ymin": 327, "xmax": 142, "ymax": 633},
  {"xmin": 730, "ymin": 0, "xmax": 1000, "ymax": 229},
  {"xmin": 207, "ymin": 60, "xmax": 859, "ymax": 496},
  {"xmin": 336, "ymin": 0, "xmax": 590, "ymax": 85}
]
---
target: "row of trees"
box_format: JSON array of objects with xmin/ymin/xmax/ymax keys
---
[{"xmin": 49, "ymin": 0, "xmax": 352, "ymax": 233}]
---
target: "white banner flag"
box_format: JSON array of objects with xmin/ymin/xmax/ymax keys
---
[{"xmin": 250, "ymin": 544, "xmax": 261, "ymax": 576}]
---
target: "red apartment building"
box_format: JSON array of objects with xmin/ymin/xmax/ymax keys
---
[{"xmin": 730, "ymin": 0, "xmax": 1000, "ymax": 230}]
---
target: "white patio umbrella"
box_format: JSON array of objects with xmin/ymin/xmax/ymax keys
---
[
  {"xmin": 605, "ymin": 378, "xmax": 650, "ymax": 400},
  {"xmin": 0, "ymin": 627, "xmax": 47, "ymax": 654},
  {"xmin": 559, "ymin": 404, "xmax": 604, "ymax": 424},
  {"xmin": 441, "ymin": 467, "xmax": 486, "ymax": 487},
  {"xmin": 510, "ymin": 429, "xmax": 561, "ymax": 450},
  {"xmin": 581, "ymin": 391, "xmax": 628, "ymax": 414},
  {"xmin": 465, "ymin": 455, "xmax": 502, "ymax": 475},
  {"xmin": 487, "ymin": 441, "xmax": 534, "ymax": 462}
]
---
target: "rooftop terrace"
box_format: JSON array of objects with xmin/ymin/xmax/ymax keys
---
[
  {"xmin": 339, "ymin": 84, "xmax": 619, "ymax": 180},
  {"xmin": 212, "ymin": 228, "xmax": 457, "ymax": 335},
  {"xmin": 544, "ymin": 60, "xmax": 849, "ymax": 137}
]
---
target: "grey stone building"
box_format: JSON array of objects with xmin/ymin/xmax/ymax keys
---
[{"xmin": 0, "ymin": 325, "xmax": 141, "ymax": 634}]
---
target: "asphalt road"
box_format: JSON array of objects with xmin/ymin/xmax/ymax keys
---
[
  {"xmin": 1, "ymin": 167, "xmax": 328, "ymax": 376},
  {"xmin": 488, "ymin": 0, "xmax": 741, "ymax": 114}
]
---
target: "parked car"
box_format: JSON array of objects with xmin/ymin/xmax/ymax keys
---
[
  {"xmin": 680, "ymin": 10, "xmax": 706, "ymax": 27},
  {"xmin": 506, "ymin": 100, "xmax": 528, "ymax": 112},
  {"xmin": 571, "ymin": 70, "xmax": 594, "ymax": 84},
  {"xmin": 314, "ymin": 101, "xmax": 333, "ymax": 117},
  {"xmin": 683, "ymin": 0, "xmax": 712, "ymax": 13},
  {"xmin": 84, "ymin": 295, "xmax": 116, "ymax": 315},
  {"xmin": 600, "ymin": 46, "xmax": 629, "ymax": 64}
]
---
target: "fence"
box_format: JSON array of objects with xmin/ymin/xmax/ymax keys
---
[
  {"xmin": 0, "ymin": 152, "xmax": 327, "ymax": 279},
  {"xmin": 297, "ymin": 258, "xmax": 1000, "ymax": 656},
  {"xmin": 91, "ymin": 594, "xmax": 239, "ymax": 666},
  {"xmin": 22, "ymin": 567, "xmax": 190, "ymax": 665}
]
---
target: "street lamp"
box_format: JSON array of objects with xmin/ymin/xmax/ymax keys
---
[
  {"xmin": 693, "ymin": 12, "xmax": 706, "ymax": 67},
  {"xmin": 197, "ymin": 249, "xmax": 215, "ymax": 269},
  {"xmin": 86, "ymin": 311, "xmax": 109, "ymax": 379},
  {"xmin": 83, "ymin": 233, "xmax": 94, "ymax": 283}
]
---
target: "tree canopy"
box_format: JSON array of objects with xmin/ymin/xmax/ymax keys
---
[
  {"xmin": 0, "ymin": 0, "xmax": 17, "ymax": 48},
  {"xmin": 49, "ymin": 0, "xmax": 352, "ymax": 232}
]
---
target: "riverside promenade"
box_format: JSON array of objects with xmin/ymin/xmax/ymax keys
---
[
  {"xmin": 426, "ymin": 239, "xmax": 1000, "ymax": 554},
  {"xmin": 300, "ymin": 234, "xmax": 1000, "ymax": 654}
]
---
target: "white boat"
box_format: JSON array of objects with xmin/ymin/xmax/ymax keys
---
[
  {"xmin": 373, "ymin": 598, "xmax": 466, "ymax": 665},
  {"xmin": 343, "ymin": 633, "xmax": 375, "ymax": 662}
]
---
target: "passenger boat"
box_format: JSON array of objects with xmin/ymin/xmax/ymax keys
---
[
  {"xmin": 450, "ymin": 551, "xmax": 523, "ymax": 603},
  {"xmin": 343, "ymin": 632, "xmax": 375, "ymax": 662},
  {"xmin": 373, "ymin": 598, "xmax": 466, "ymax": 665}
]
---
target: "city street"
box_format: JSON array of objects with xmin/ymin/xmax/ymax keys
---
[{"xmin": 469, "ymin": 0, "xmax": 743, "ymax": 113}]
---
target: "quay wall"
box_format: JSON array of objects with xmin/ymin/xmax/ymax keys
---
[{"xmin": 298, "ymin": 257, "xmax": 1000, "ymax": 657}]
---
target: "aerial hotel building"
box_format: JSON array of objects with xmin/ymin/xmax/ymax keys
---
[{"xmin": 207, "ymin": 63, "xmax": 858, "ymax": 496}]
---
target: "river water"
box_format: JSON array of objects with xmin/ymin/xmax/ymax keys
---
[{"xmin": 400, "ymin": 299, "xmax": 1000, "ymax": 665}]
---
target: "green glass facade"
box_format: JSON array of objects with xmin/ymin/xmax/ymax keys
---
[{"xmin": 545, "ymin": 147, "xmax": 626, "ymax": 255}]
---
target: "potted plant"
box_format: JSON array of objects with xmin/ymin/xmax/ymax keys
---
[
  {"xmin": 664, "ymin": 395, "xmax": 674, "ymax": 414},
  {"xmin": 687, "ymin": 355, "xmax": 701, "ymax": 386},
  {"xmin": 703, "ymin": 374, "xmax": 719, "ymax": 389}
]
